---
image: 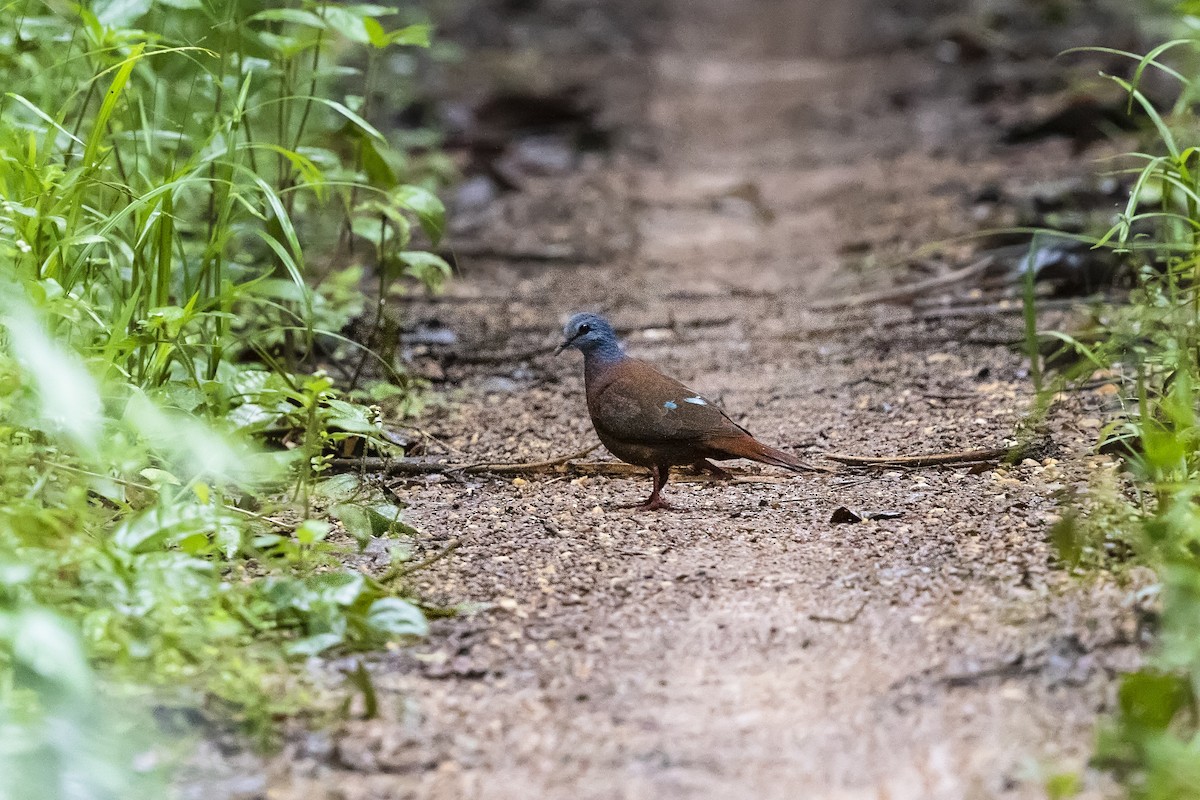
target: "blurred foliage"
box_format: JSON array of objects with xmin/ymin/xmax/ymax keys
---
[
  {"xmin": 0, "ymin": 1, "xmax": 452, "ymax": 795},
  {"xmin": 1036, "ymin": 7, "xmax": 1200, "ymax": 796}
]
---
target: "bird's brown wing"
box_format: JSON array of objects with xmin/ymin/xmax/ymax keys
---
[{"xmin": 588, "ymin": 359, "xmax": 749, "ymax": 444}]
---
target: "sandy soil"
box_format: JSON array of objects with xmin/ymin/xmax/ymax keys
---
[{"xmin": 187, "ymin": 1, "xmax": 1150, "ymax": 798}]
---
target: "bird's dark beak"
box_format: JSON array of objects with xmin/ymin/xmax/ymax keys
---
[{"xmin": 554, "ymin": 331, "xmax": 580, "ymax": 355}]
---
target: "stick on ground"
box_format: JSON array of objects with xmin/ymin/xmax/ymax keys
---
[
  {"xmin": 332, "ymin": 444, "xmax": 831, "ymax": 479},
  {"xmin": 824, "ymin": 446, "xmax": 1019, "ymax": 468},
  {"xmin": 812, "ymin": 256, "xmax": 995, "ymax": 312}
]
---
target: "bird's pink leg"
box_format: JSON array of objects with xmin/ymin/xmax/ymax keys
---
[{"xmin": 639, "ymin": 464, "xmax": 674, "ymax": 511}]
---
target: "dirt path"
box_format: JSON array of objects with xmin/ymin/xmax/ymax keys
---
[{"xmin": 197, "ymin": 2, "xmax": 1145, "ymax": 798}]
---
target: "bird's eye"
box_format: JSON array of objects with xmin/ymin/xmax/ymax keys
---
[{"xmin": 578, "ymin": 324, "xmax": 591, "ymax": 335}]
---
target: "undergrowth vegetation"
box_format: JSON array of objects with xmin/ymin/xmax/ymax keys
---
[
  {"xmin": 1038, "ymin": 7, "xmax": 1200, "ymax": 797},
  {"xmin": 0, "ymin": 1, "xmax": 451, "ymax": 795}
]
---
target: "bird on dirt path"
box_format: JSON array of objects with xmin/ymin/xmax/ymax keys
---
[{"xmin": 554, "ymin": 312, "xmax": 808, "ymax": 510}]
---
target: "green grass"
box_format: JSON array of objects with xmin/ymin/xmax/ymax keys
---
[
  {"xmin": 0, "ymin": 2, "xmax": 453, "ymax": 795},
  {"xmin": 1035, "ymin": 15, "xmax": 1200, "ymax": 798}
]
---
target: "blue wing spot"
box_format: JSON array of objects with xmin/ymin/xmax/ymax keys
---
[
  {"xmin": 663, "ymin": 401, "xmax": 678, "ymax": 410},
  {"xmin": 684, "ymin": 396, "xmax": 707, "ymax": 405}
]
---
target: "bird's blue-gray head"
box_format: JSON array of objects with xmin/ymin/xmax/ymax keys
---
[{"xmin": 555, "ymin": 312, "xmax": 623, "ymax": 360}]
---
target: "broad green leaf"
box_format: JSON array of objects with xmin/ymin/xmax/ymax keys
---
[
  {"xmin": 140, "ymin": 468, "xmax": 181, "ymax": 487},
  {"xmin": 364, "ymin": 17, "xmax": 389, "ymax": 48},
  {"xmin": 304, "ymin": 571, "xmax": 366, "ymax": 607},
  {"xmin": 296, "ymin": 519, "xmax": 331, "ymax": 545},
  {"xmin": 314, "ymin": 474, "xmax": 365, "ymax": 503},
  {"xmin": 1, "ymin": 295, "xmax": 102, "ymax": 454},
  {"xmin": 389, "ymin": 24, "xmax": 431, "ymax": 47},
  {"xmin": 286, "ymin": 630, "xmax": 344, "ymax": 656},
  {"xmin": 248, "ymin": 8, "xmax": 326, "ymax": 27},
  {"xmin": 394, "ymin": 185, "xmax": 445, "ymax": 244},
  {"xmin": 332, "ymin": 504, "xmax": 373, "ymax": 547},
  {"xmin": 365, "ymin": 597, "xmax": 428, "ymax": 637},
  {"xmin": 0, "ymin": 563, "xmax": 34, "ymax": 587},
  {"xmin": 399, "ymin": 251, "xmax": 452, "ymax": 288},
  {"xmin": 8, "ymin": 609, "xmax": 93, "ymax": 698},
  {"xmin": 92, "ymin": 0, "xmax": 152, "ymax": 26},
  {"xmin": 360, "ymin": 136, "xmax": 398, "ymax": 188},
  {"xmin": 325, "ymin": 398, "xmax": 381, "ymax": 434},
  {"xmin": 367, "ymin": 503, "xmax": 416, "ymax": 535},
  {"xmin": 1118, "ymin": 670, "xmax": 1192, "ymax": 730},
  {"xmin": 321, "ymin": 7, "xmax": 372, "ymax": 43}
]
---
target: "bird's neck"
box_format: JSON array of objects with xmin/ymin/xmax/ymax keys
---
[{"xmin": 582, "ymin": 342, "xmax": 626, "ymax": 382}]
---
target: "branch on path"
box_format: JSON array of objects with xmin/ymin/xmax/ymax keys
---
[
  {"xmin": 330, "ymin": 445, "xmax": 828, "ymax": 480},
  {"xmin": 811, "ymin": 256, "xmax": 994, "ymax": 312},
  {"xmin": 808, "ymin": 599, "xmax": 868, "ymax": 624},
  {"xmin": 908, "ymin": 296, "xmax": 1101, "ymax": 323},
  {"xmin": 824, "ymin": 445, "xmax": 1027, "ymax": 468},
  {"xmin": 444, "ymin": 241, "xmax": 587, "ymax": 263}
]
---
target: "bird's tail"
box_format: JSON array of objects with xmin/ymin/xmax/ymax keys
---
[{"xmin": 709, "ymin": 434, "xmax": 813, "ymax": 473}]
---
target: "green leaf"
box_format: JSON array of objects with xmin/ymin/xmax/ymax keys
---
[
  {"xmin": 0, "ymin": 563, "xmax": 34, "ymax": 587},
  {"xmin": 306, "ymin": 572, "xmax": 366, "ymax": 607},
  {"xmin": 1045, "ymin": 772, "xmax": 1081, "ymax": 800},
  {"xmin": 314, "ymin": 474, "xmax": 365, "ymax": 503},
  {"xmin": 332, "ymin": 502, "xmax": 414, "ymax": 546},
  {"xmin": 393, "ymin": 186, "xmax": 445, "ymax": 244},
  {"xmin": 332, "ymin": 504, "xmax": 374, "ymax": 547},
  {"xmin": 360, "ymin": 136, "xmax": 398, "ymax": 188},
  {"xmin": 83, "ymin": 42, "xmax": 146, "ymax": 173},
  {"xmin": 399, "ymin": 251, "xmax": 452, "ymax": 288},
  {"xmin": 178, "ymin": 532, "xmax": 210, "ymax": 554},
  {"xmin": 321, "ymin": 7, "xmax": 373, "ymax": 43},
  {"xmin": 1, "ymin": 294, "xmax": 102, "ymax": 455},
  {"xmin": 1118, "ymin": 670, "xmax": 1193, "ymax": 730},
  {"xmin": 92, "ymin": 0, "xmax": 153, "ymax": 26},
  {"xmin": 296, "ymin": 519, "xmax": 331, "ymax": 545},
  {"xmin": 287, "ymin": 630, "xmax": 344, "ymax": 656},
  {"xmin": 367, "ymin": 503, "xmax": 417, "ymax": 536},
  {"xmin": 5, "ymin": 93, "xmax": 85, "ymax": 148},
  {"xmin": 365, "ymin": 597, "xmax": 428, "ymax": 638},
  {"xmin": 389, "ymin": 24, "xmax": 431, "ymax": 47},
  {"xmin": 1049, "ymin": 515, "xmax": 1082, "ymax": 567},
  {"xmin": 364, "ymin": 17, "xmax": 389, "ymax": 48},
  {"xmin": 248, "ymin": 8, "xmax": 326, "ymax": 27},
  {"xmin": 325, "ymin": 398, "xmax": 381, "ymax": 434},
  {"xmin": 320, "ymin": 98, "xmax": 387, "ymax": 142},
  {"xmin": 139, "ymin": 468, "xmax": 181, "ymax": 487},
  {"xmin": 112, "ymin": 504, "xmax": 209, "ymax": 553},
  {"xmin": 7, "ymin": 609, "xmax": 93, "ymax": 699}
]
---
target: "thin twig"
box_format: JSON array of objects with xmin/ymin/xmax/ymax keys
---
[
  {"xmin": 334, "ymin": 444, "xmax": 598, "ymax": 476},
  {"xmin": 446, "ymin": 444, "xmax": 601, "ymax": 473},
  {"xmin": 331, "ymin": 446, "xmax": 823, "ymax": 481},
  {"xmin": 824, "ymin": 446, "xmax": 1020, "ymax": 468},
  {"xmin": 808, "ymin": 599, "xmax": 868, "ymax": 624},
  {"xmin": 911, "ymin": 297, "xmax": 1098, "ymax": 322},
  {"xmin": 444, "ymin": 242, "xmax": 585, "ymax": 263},
  {"xmin": 812, "ymin": 256, "xmax": 995, "ymax": 311}
]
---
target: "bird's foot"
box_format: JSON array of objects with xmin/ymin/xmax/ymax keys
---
[{"xmin": 637, "ymin": 496, "xmax": 675, "ymax": 512}]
